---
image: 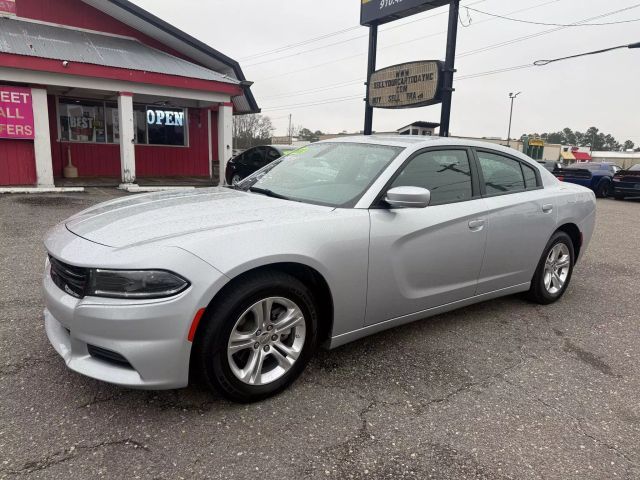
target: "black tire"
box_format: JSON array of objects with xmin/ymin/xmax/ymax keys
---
[
  {"xmin": 595, "ymin": 180, "xmax": 611, "ymax": 198},
  {"xmin": 194, "ymin": 271, "xmax": 318, "ymax": 403},
  {"xmin": 614, "ymin": 192, "xmax": 625, "ymax": 201},
  {"xmin": 527, "ymin": 231, "xmax": 575, "ymax": 305}
]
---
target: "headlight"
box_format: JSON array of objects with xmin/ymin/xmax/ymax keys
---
[{"xmin": 87, "ymin": 269, "xmax": 190, "ymax": 299}]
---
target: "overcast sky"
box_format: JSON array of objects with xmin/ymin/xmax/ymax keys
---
[{"xmin": 132, "ymin": 0, "xmax": 639, "ymax": 143}]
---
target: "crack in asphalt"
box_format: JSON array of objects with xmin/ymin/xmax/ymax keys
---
[
  {"xmin": 0, "ymin": 356, "xmax": 56, "ymax": 377},
  {"xmin": 297, "ymin": 399, "xmax": 379, "ymax": 479},
  {"xmin": 506, "ymin": 379, "xmax": 639, "ymax": 476},
  {"xmin": 3, "ymin": 439, "xmax": 150, "ymax": 475},
  {"xmin": 415, "ymin": 344, "xmax": 530, "ymax": 415}
]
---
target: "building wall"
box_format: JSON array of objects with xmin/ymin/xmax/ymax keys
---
[
  {"xmin": 591, "ymin": 152, "xmax": 640, "ymax": 169},
  {"xmin": 16, "ymin": 0, "xmax": 196, "ymax": 64},
  {"xmin": 0, "ymin": 140, "xmax": 37, "ymax": 185}
]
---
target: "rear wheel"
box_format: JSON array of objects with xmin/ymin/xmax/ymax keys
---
[
  {"xmin": 595, "ymin": 180, "xmax": 611, "ymax": 198},
  {"xmin": 528, "ymin": 231, "xmax": 575, "ymax": 305},
  {"xmin": 194, "ymin": 271, "xmax": 318, "ymax": 402}
]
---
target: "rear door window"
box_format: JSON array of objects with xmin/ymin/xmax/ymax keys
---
[
  {"xmin": 477, "ymin": 151, "xmax": 526, "ymax": 195},
  {"xmin": 522, "ymin": 163, "xmax": 539, "ymax": 189}
]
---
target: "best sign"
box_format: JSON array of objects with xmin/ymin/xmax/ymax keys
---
[{"xmin": 0, "ymin": 86, "xmax": 35, "ymax": 140}]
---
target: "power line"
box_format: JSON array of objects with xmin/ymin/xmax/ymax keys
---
[
  {"xmin": 259, "ymin": 4, "xmax": 639, "ymax": 113},
  {"xmin": 534, "ymin": 40, "xmax": 640, "ymax": 65},
  {"xmin": 257, "ymin": 1, "xmax": 561, "ymax": 100},
  {"xmin": 466, "ymin": 4, "xmax": 640, "ymax": 27},
  {"xmin": 238, "ymin": 26, "xmax": 360, "ymax": 62},
  {"xmin": 261, "ymin": 63, "xmax": 535, "ymax": 112},
  {"xmin": 252, "ymin": 0, "xmax": 565, "ymax": 82},
  {"xmin": 260, "ymin": 79, "xmax": 364, "ymax": 101},
  {"xmin": 457, "ymin": 4, "xmax": 640, "ymax": 58},
  {"xmin": 246, "ymin": 0, "xmax": 558, "ymax": 69},
  {"xmin": 240, "ymin": 0, "xmax": 488, "ymax": 63}
]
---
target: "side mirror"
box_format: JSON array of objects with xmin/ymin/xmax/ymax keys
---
[{"xmin": 384, "ymin": 186, "xmax": 431, "ymax": 209}]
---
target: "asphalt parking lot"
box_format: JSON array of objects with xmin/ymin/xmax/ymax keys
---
[{"xmin": 1, "ymin": 189, "xmax": 639, "ymax": 480}]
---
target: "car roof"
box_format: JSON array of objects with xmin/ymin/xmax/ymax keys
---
[{"xmin": 317, "ymin": 135, "xmax": 534, "ymax": 159}]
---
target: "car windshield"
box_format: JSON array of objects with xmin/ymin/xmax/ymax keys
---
[
  {"xmin": 630, "ymin": 164, "xmax": 640, "ymax": 171},
  {"xmin": 235, "ymin": 142, "xmax": 403, "ymax": 207}
]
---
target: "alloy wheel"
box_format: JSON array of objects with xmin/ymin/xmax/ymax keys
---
[
  {"xmin": 543, "ymin": 243, "xmax": 571, "ymax": 295},
  {"xmin": 227, "ymin": 297, "xmax": 306, "ymax": 386}
]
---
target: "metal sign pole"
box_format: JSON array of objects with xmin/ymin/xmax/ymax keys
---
[
  {"xmin": 439, "ymin": 0, "xmax": 460, "ymax": 137},
  {"xmin": 363, "ymin": 24, "xmax": 378, "ymax": 136}
]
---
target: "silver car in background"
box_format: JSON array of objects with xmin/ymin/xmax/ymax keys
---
[{"xmin": 43, "ymin": 136, "xmax": 596, "ymax": 402}]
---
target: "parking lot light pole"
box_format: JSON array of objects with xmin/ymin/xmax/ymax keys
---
[{"xmin": 507, "ymin": 91, "xmax": 521, "ymax": 148}]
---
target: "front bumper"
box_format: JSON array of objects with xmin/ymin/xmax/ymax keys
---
[{"xmin": 43, "ymin": 224, "xmax": 229, "ymax": 389}]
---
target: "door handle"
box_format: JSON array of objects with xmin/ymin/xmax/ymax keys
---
[
  {"xmin": 468, "ymin": 219, "xmax": 485, "ymax": 230},
  {"xmin": 542, "ymin": 204, "xmax": 553, "ymax": 213}
]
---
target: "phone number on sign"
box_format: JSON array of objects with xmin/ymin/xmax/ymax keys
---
[{"xmin": 380, "ymin": 0, "xmax": 403, "ymax": 9}]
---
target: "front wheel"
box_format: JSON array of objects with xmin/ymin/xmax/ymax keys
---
[
  {"xmin": 231, "ymin": 174, "xmax": 243, "ymax": 185},
  {"xmin": 194, "ymin": 271, "xmax": 318, "ymax": 402},
  {"xmin": 528, "ymin": 231, "xmax": 575, "ymax": 305}
]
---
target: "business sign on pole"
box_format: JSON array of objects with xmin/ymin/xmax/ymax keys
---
[
  {"xmin": 0, "ymin": 0, "xmax": 16, "ymax": 15},
  {"xmin": 361, "ymin": 0, "xmax": 451, "ymax": 26},
  {"xmin": 368, "ymin": 61, "xmax": 443, "ymax": 109},
  {"xmin": 0, "ymin": 86, "xmax": 35, "ymax": 140}
]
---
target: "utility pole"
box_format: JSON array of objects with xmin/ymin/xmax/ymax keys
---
[
  {"xmin": 439, "ymin": 0, "xmax": 461, "ymax": 137},
  {"xmin": 363, "ymin": 24, "xmax": 378, "ymax": 135},
  {"xmin": 507, "ymin": 92, "xmax": 521, "ymax": 147},
  {"xmin": 288, "ymin": 114, "xmax": 292, "ymax": 145}
]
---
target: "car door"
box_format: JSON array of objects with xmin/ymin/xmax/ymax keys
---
[
  {"xmin": 242, "ymin": 147, "xmax": 266, "ymax": 176},
  {"xmin": 474, "ymin": 148, "xmax": 557, "ymax": 294},
  {"xmin": 365, "ymin": 148, "xmax": 488, "ymax": 326}
]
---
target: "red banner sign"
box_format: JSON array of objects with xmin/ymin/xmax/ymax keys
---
[
  {"xmin": 0, "ymin": 86, "xmax": 35, "ymax": 140},
  {"xmin": 0, "ymin": 0, "xmax": 16, "ymax": 15}
]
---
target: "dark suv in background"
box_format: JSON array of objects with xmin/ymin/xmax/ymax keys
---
[{"xmin": 225, "ymin": 145, "xmax": 297, "ymax": 185}]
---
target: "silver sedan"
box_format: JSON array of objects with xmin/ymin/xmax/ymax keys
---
[{"xmin": 43, "ymin": 136, "xmax": 596, "ymax": 402}]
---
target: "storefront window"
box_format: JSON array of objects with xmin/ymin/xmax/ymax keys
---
[
  {"xmin": 58, "ymin": 97, "xmax": 187, "ymax": 146},
  {"xmin": 59, "ymin": 99, "xmax": 106, "ymax": 143},
  {"xmin": 146, "ymin": 107, "xmax": 185, "ymax": 146},
  {"xmin": 134, "ymin": 105, "xmax": 147, "ymax": 144},
  {"xmin": 106, "ymin": 103, "xmax": 119, "ymax": 144}
]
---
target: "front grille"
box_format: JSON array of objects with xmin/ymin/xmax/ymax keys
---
[
  {"xmin": 87, "ymin": 344, "xmax": 133, "ymax": 369},
  {"xmin": 49, "ymin": 256, "xmax": 89, "ymax": 299}
]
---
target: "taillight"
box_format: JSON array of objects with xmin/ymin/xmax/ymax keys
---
[{"xmin": 557, "ymin": 176, "xmax": 564, "ymax": 182}]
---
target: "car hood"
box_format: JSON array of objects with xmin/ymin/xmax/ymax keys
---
[{"xmin": 65, "ymin": 188, "xmax": 334, "ymax": 248}]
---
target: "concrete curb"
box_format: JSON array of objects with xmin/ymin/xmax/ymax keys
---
[
  {"xmin": 118, "ymin": 183, "xmax": 197, "ymax": 193},
  {"xmin": 0, "ymin": 187, "xmax": 85, "ymax": 194}
]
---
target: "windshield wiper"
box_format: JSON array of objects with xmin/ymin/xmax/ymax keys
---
[{"xmin": 249, "ymin": 187, "xmax": 291, "ymax": 200}]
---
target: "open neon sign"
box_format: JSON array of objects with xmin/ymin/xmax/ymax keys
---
[{"xmin": 146, "ymin": 109, "xmax": 184, "ymax": 127}]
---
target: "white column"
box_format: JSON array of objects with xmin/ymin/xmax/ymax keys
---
[
  {"xmin": 117, "ymin": 92, "xmax": 136, "ymax": 186},
  {"xmin": 207, "ymin": 109, "xmax": 213, "ymax": 179},
  {"xmin": 31, "ymin": 88, "xmax": 55, "ymax": 188},
  {"xmin": 217, "ymin": 104, "xmax": 233, "ymax": 186}
]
